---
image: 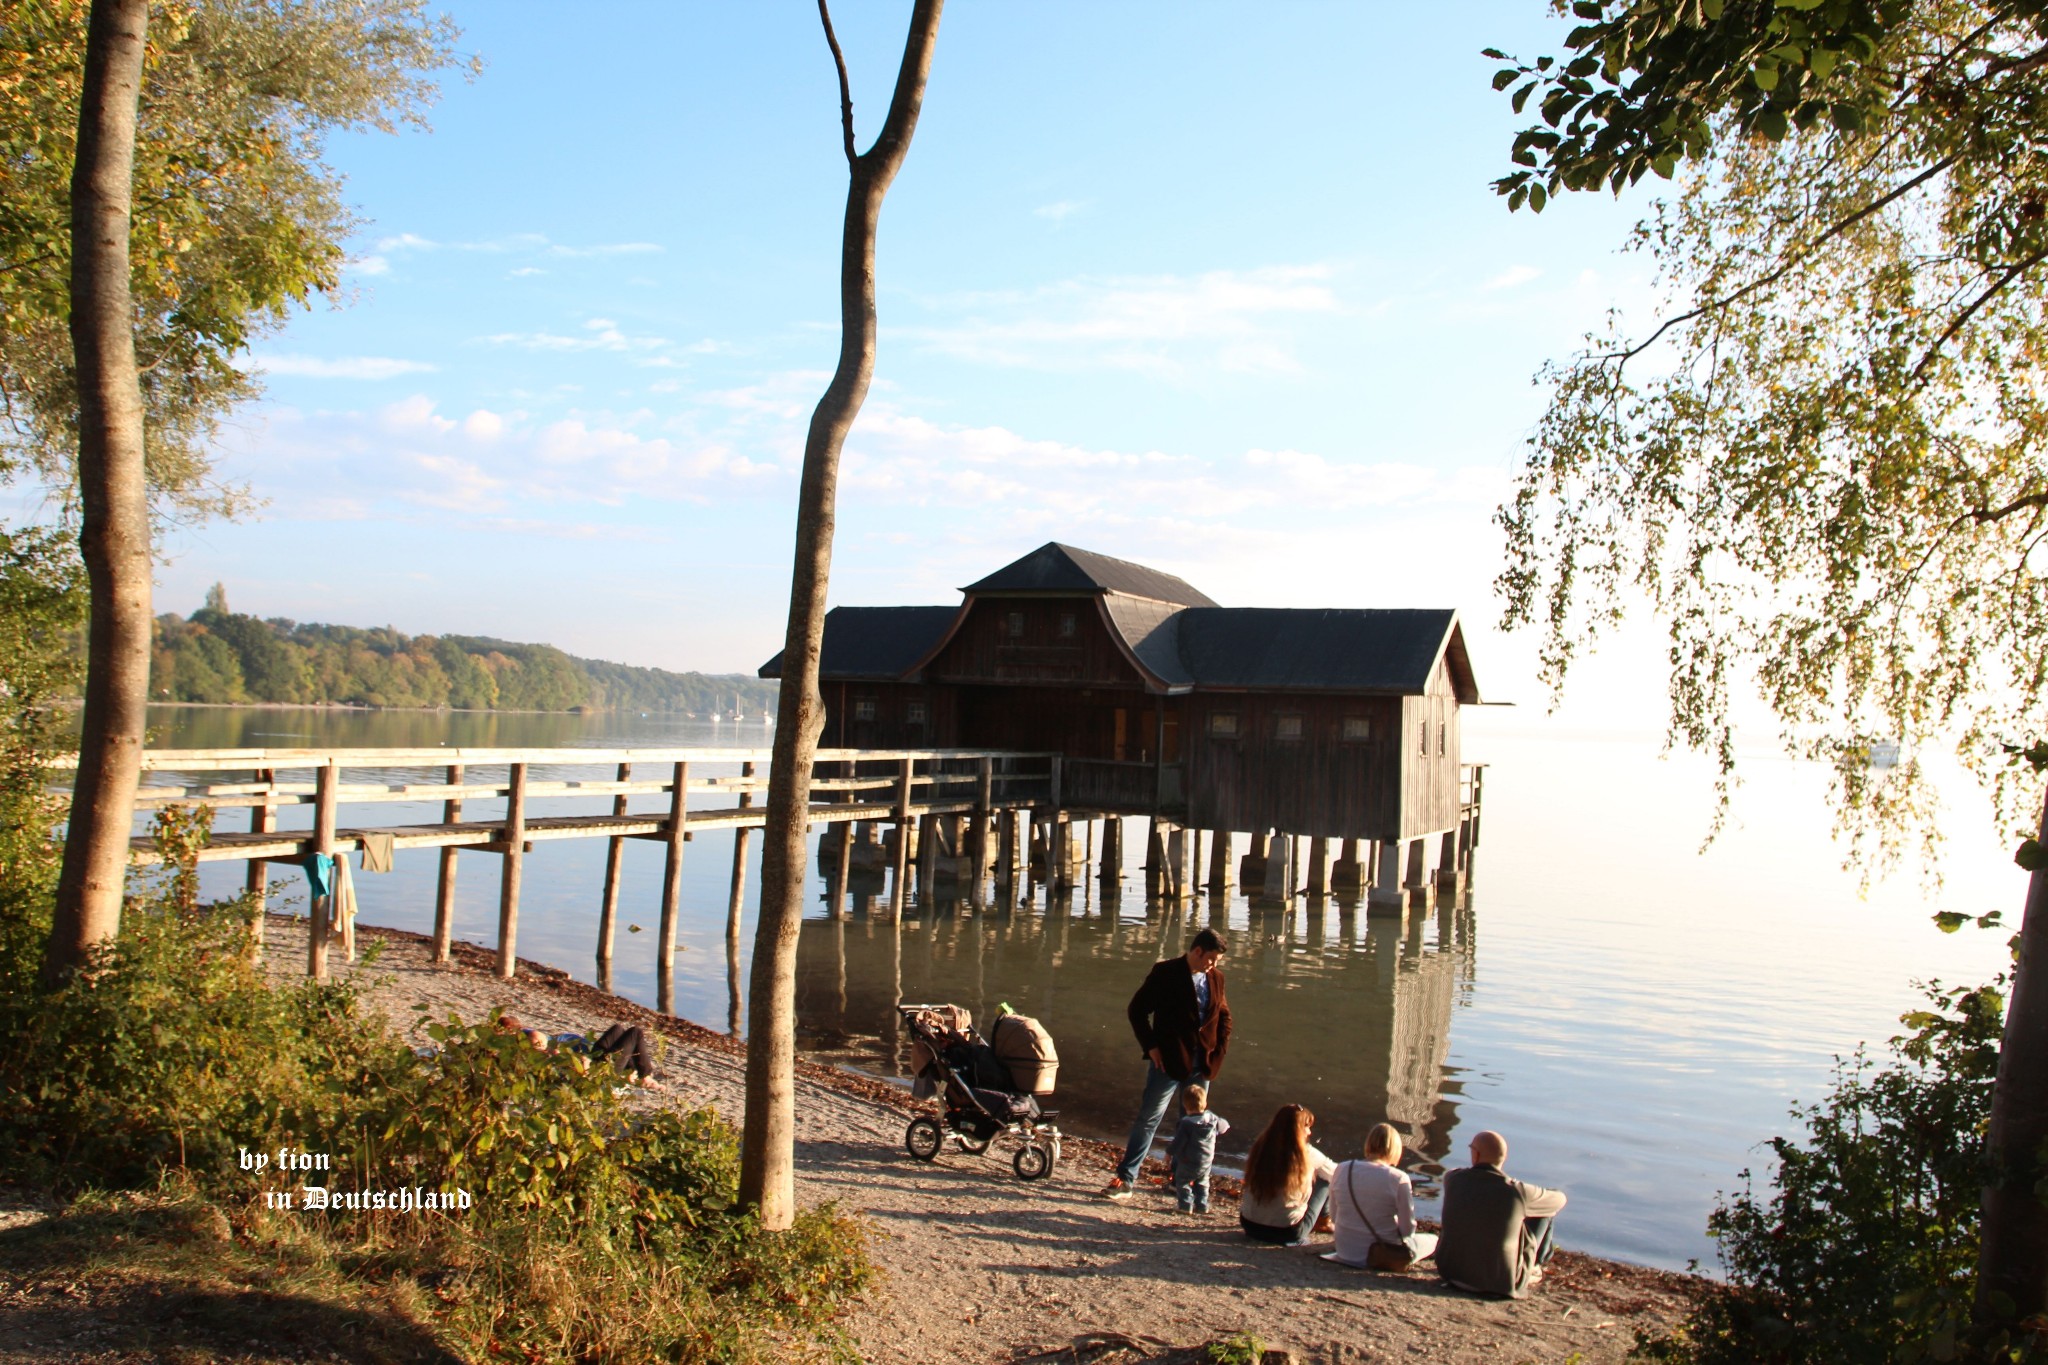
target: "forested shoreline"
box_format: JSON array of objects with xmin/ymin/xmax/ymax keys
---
[{"xmin": 144, "ymin": 587, "xmax": 777, "ymax": 715}]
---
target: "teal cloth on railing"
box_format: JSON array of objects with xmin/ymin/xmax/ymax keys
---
[{"xmin": 298, "ymin": 852, "xmax": 335, "ymax": 900}]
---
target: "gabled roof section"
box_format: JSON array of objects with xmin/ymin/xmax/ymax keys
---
[
  {"xmin": 758, "ymin": 606, "xmax": 959, "ymax": 681},
  {"xmin": 1170, "ymin": 608, "xmax": 1481, "ymax": 701},
  {"xmin": 1099, "ymin": 592, "xmax": 1192, "ymax": 690},
  {"xmin": 965, "ymin": 542, "xmax": 1218, "ymax": 607}
]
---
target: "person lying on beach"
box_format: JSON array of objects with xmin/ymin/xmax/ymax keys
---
[
  {"xmin": 494, "ymin": 1014, "xmax": 660, "ymax": 1085},
  {"xmin": 1434, "ymin": 1130, "xmax": 1566, "ymax": 1298},
  {"xmin": 1238, "ymin": 1103, "xmax": 1336, "ymax": 1246},
  {"xmin": 1327, "ymin": 1123, "xmax": 1438, "ymax": 1271}
]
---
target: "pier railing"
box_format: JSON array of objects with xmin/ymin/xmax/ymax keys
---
[{"xmin": 75, "ymin": 745, "xmax": 1060, "ymax": 1001}]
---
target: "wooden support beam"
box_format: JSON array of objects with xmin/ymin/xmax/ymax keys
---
[
  {"xmin": 1306, "ymin": 837, "xmax": 1329, "ymax": 898},
  {"xmin": 830, "ymin": 764, "xmax": 854, "ymax": 919},
  {"xmin": 494, "ymin": 762, "xmax": 528, "ymax": 979},
  {"xmin": 245, "ymin": 767, "xmax": 274, "ymax": 957},
  {"xmin": 996, "ymin": 808, "xmax": 1017, "ymax": 885},
  {"xmin": 1260, "ymin": 833, "xmax": 1290, "ymax": 903},
  {"xmin": 1166, "ymin": 825, "xmax": 1186, "ymax": 902},
  {"xmin": 657, "ymin": 761, "xmax": 688, "ymax": 1013},
  {"xmin": 1435, "ymin": 830, "xmax": 1462, "ymax": 895},
  {"xmin": 889, "ymin": 757, "xmax": 912, "ymax": 921},
  {"xmin": 595, "ymin": 761, "xmax": 628, "ymax": 989},
  {"xmin": 972, "ymin": 757, "xmax": 993, "ymax": 888},
  {"xmin": 1402, "ymin": 836, "xmax": 1430, "ymax": 906},
  {"xmin": 1367, "ymin": 839, "xmax": 1405, "ymax": 915},
  {"xmin": 433, "ymin": 763, "xmax": 463, "ymax": 964},
  {"xmin": 1207, "ymin": 829, "xmax": 1232, "ymax": 895},
  {"xmin": 1100, "ymin": 816, "xmax": 1123, "ymax": 884},
  {"xmin": 1239, "ymin": 830, "xmax": 1269, "ymax": 889},
  {"xmin": 307, "ymin": 760, "xmax": 338, "ymax": 980},
  {"xmin": 727, "ymin": 761, "xmax": 756, "ymax": 941}
]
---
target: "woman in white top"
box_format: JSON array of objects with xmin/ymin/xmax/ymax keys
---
[
  {"xmin": 1329, "ymin": 1123, "xmax": 1439, "ymax": 1269},
  {"xmin": 1238, "ymin": 1104, "xmax": 1337, "ymax": 1245}
]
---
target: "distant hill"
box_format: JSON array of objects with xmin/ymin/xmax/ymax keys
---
[{"xmin": 148, "ymin": 592, "xmax": 777, "ymax": 715}]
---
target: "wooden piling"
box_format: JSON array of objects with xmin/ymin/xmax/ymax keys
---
[
  {"xmin": 727, "ymin": 761, "xmax": 756, "ymax": 940},
  {"xmin": 656, "ymin": 761, "xmax": 688, "ymax": 1013},
  {"xmin": 595, "ymin": 762, "xmax": 628, "ymax": 989},
  {"xmin": 890, "ymin": 757, "xmax": 913, "ymax": 920},
  {"xmin": 1367, "ymin": 839, "xmax": 1405, "ymax": 915},
  {"xmin": 996, "ymin": 808, "xmax": 1018, "ymax": 885},
  {"xmin": 434, "ymin": 763, "xmax": 464, "ymax": 964},
  {"xmin": 1100, "ymin": 817, "xmax": 1123, "ymax": 884},
  {"xmin": 972, "ymin": 757, "xmax": 993, "ymax": 887},
  {"xmin": 307, "ymin": 760, "xmax": 338, "ymax": 980},
  {"xmin": 1207, "ymin": 829, "xmax": 1232, "ymax": 895},
  {"xmin": 830, "ymin": 765, "xmax": 854, "ymax": 918},
  {"xmin": 1166, "ymin": 825, "xmax": 1187, "ymax": 902},
  {"xmin": 495, "ymin": 761, "xmax": 528, "ymax": 980},
  {"xmin": 245, "ymin": 767, "xmax": 274, "ymax": 956},
  {"xmin": 1306, "ymin": 837, "xmax": 1329, "ymax": 898}
]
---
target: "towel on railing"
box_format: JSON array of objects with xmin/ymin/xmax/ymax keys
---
[
  {"xmin": 333, "ymin": 856, "xmax": 359, "ymax": 960},
  {"xmin": 359, "ymin": 831, "xmax": 395, "ymax": 873}
]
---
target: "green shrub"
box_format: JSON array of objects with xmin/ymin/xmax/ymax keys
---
[{"xmin": 1635, "ymin": 979, "xmax": 2038, "ymax": 1365}]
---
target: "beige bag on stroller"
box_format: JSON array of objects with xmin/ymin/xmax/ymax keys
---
[{"xmin": 990, "ymin": 1011, "xmax": 1059, "ymax": 1096}]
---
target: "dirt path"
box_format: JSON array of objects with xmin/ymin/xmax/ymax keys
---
[{"xmin": 263, "ymin": 917, "xmax": 1693, "ymax": 1365}]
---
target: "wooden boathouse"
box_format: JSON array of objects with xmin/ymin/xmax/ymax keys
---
[{"xmin": 763, "ymin": 542, "xmax": 1485, "ymax": 904}]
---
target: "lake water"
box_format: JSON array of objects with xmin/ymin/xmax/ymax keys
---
[{"xmin": 142, "ymin": 704, "xmax": 2023, "ymax": 1272}]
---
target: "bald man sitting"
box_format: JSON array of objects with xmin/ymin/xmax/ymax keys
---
[{"xmin": 1434, "ymin": 1130, "xmax": 1567, "ymax": 1299}]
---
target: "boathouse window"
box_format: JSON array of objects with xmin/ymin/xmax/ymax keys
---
[
  {"xmin": 1208, "ymin": 712, "xmax": 1239, "ymax": 738},
  {"xmin": 1439, "ymin": 722, "xmax": 1447, "ymax": 756},
  {"xmin": 1275, "ymin": 714, "xmax": 1304, "ymax": 741},
  {"xmin": 906, "ymin": 700, "xmax": 928, "ymax": 725},
  {"xmin": 1058, "ymin": 612, "xmax": 1076, "ymax": 638},
  {"xmin": 1341, "ymin": 716, "xmax": 1370, "ymax": 741},
  {"xmin": 1006, "ymin": 611, "xmax": 1025, "ymax": 637},
  {"xmin": 1418, "ymin": 722, "xmax": 1428, "ymax": 756},
  {"xmin": 853, "ymin": 698, "xmax": 876, "ymax": 722}
]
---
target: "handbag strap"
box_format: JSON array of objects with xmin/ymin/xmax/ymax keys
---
[{"xmin": 1340, "ymin": 1162, "xmax": 1395, "ymax": 1246}]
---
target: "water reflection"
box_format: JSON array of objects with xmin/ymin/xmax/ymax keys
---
[{"xmin": 795, "ymin": 882, "xmax": 1475, "ymax": 1193}]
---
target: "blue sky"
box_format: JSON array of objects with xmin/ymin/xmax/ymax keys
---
[{"xmin": 117, "ymin": 2, "xmax": 1665, "ymax": 706}]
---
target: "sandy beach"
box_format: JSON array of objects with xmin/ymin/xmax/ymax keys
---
[{"xmin": 260, "ymin": 915, "xmax": 1694, "ymax": 1365}]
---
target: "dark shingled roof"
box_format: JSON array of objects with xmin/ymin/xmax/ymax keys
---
[
  {"xmin": 758, "ymin": 606, "xmax": 958, "ymax": 681},
  {"xmin": 1169, "ymin": 609, "xmax": 1476, "ymax": 699},
  {"xmin": 965, "ymin": 542, "xmax": 1218, "ymax": 607}
]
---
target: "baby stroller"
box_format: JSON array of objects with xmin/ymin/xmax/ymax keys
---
[{"xmin": 898, "ymin": 1003, "xmax": 1062, "ymax": 1181}]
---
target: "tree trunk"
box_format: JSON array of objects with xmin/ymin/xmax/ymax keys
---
[
  {"xmin": 1977, "ymin": 789, "xmax": 2048, "ymax": 1327},
  {"xmin": 44, "ymin": 0, "xmax": 152, "ymax": 988},
  {"xmin": 739, "ymin": 0, "xmax": 943, "ymax": 1229}
]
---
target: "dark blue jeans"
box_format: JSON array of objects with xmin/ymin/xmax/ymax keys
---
[
  {"xmin": 1239, "ymin": 1176, "xmax": 1332, "ymax": 1246},
  {"xmin": 1114, "ymin": 1061, "xmax": 1205, "ymax": 1185}
]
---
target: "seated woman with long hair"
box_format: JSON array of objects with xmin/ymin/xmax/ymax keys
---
[
  {"xmin": 1238, "ymin": 1103, "xmax": 1337, "ymax": 1246},
  {"xmin": 1329, "ymin": 1123, "xmax": 1438, "ymax": 1269}
]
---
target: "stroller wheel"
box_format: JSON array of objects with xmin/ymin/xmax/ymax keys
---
[
  {"xmin": 1013, "ymin": 1141, "xmax": 1053, "ymax": 1181},
  {"xmin": 905, "ymin": 1116, "xmax": 944, "ymax": 1162},
  {"xmin": 955, "ymin": 1133, "xmax": 993, "ymax": 1156}
]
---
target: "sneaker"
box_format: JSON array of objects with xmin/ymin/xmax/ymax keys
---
[{"xmin": 1100, "ymin": 1178, "xmax": 1135, "ymax": 1202}]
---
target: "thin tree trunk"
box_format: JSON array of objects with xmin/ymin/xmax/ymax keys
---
[
  {"xmin": 45, "ymin": 0, "xmax": 151, "ymax": 988},
  {"xmin": 739, "ymin": 0, "xmax": 943, "ymax": 1229},
  {"xmin": 1977, "ymin": 789, "xmax": 2048, "ymax": 1326}
]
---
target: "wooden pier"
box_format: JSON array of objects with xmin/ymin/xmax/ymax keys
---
[{"xmin": 97, "ymin": 744, "xmax": 1484, "ymax": 1011}]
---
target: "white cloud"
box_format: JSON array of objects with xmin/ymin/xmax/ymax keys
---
[
  {"xmin": 508, "ymin": 266, "xmax": 546, "ymax": 278},
  {"xmin": 897, "ymin": 264, "xmax": 1342, "ymax": 377},
  {"xmin": 369, "ymin": 232, "xmax": 664, "ymax": 260},
  {"xmin": 479, "ymin": 318, "xmax": 669, "ymax": 353},
  {"xmin": 1483, "ymin": 264, "xmax": 1543, "ymax": 291},
  {"xmin": 352, "ymin": 255, "xmax": 390, "ymax": 277},
  {"xmin": 1033, "ymin": 199, "xmax": 1087, "ymax": 223},
  {"xmin": 249, "ymin": 354, "xmax": 436, "ymax": 381}
]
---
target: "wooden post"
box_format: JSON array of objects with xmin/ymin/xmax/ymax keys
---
[
  {"xmin": 657, "ymin": 761, "xmax": 689, "ymax": 1013},
  {"xmin": 494, "ymin": 761, "xmax": 528, "ymax": 980},
  {"xmin": 1100, "ymin": 816, "xmax": 1123, "ymax": 884},
  {"xmin": 890, "ymin": 757, "xmax": 913, "ymax": 920},
  {"xmin": 1239, "ymin": 830, "xmax": 1269, "ymax": 887},
  {"xmin": 433, "ymin": 763, "xmax": 463, "ymax": 964},
  {"xmin": 1332, "ymin": 837, "xmax": 1364, "ymax": 894},
  {"xmin": 1052, "ymin": 815, "xmax": 1075, "ymax": 892},
  {"xmin": 1367, "ymin": 839, "xmax": 1405, "ymax": 914},
  {"xmin": 1402, "ymin": 836, "xmax": 1430, "ymax": 905},
  {"xmin": 917, "ymin": 810, "xmax": 939, "ymax": 899},
  {"xmin": 1048, "ymin": 753, "xmax": 1063, "ymax": 814},
  {"xmin": 996, "ymin": 808, "xmax": 1017, "ymax": 885},
  {"xmin": 307, "ymin": 759, "xmax": 338, "ymax": 980},
  {"xmin": 1207, "ymin": 829, "xmax": 1232, "ymax": 895},
  {"xmin": 1166, "ymin": 825, "xmax": 1186, "ymax": 902},
  {"xmin": 1306, "ymin": 837, "xmax": 1329, "ymax": 898},
  {"xmin": 728, "ymin": 761, "xmax": 756, "ymax": 940},
  {"xmin": 1261, "ymin": 833, "xmax": 1290, "ymax": 903},
  {"xmin": 595, "ymin": 762, "xmax": 629, "ymax": 989},
  {"xmin": 972, "ymin": 756, "xmax": 993, "ymax": 886},
  {"xmin": 245, "ymin": 767, "xmax": 274, "ymax": 956},
  {"xmin": 831, "ymin": 771, "xmax": 854, "ymax": 918},
  {"xmin": 1435, "ymin": 830, "xmax": 1462, "ymax": 895}
]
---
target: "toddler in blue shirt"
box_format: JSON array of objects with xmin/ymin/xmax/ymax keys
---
[{"xmin": 1164, "ymin": 1083, "xmax": 1230, "ymax": 1214}]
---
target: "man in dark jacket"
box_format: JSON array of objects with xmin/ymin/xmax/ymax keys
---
[
  {"xmin": 1435, "ymin": 1130, "xmax": 1567, "ymax": 1298},
  {"xmin": 1101, "ymin": 927, "xmax": 1232, "ymax": 1200}
]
